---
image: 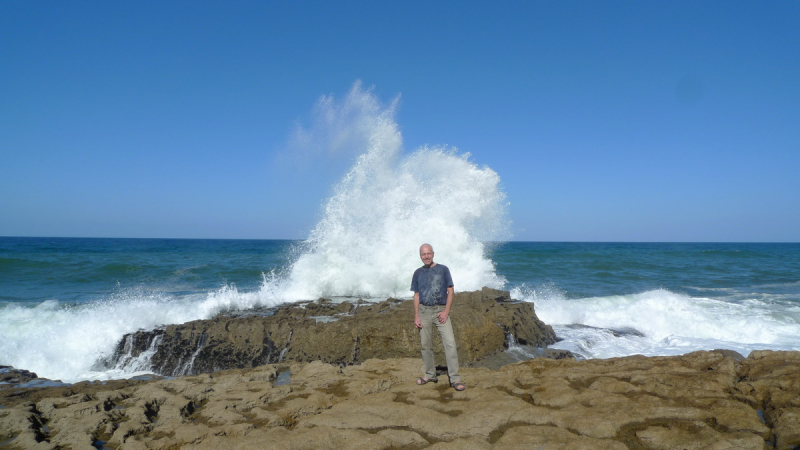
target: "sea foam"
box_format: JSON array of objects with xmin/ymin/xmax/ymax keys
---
[
  {"xmin": 513, "ymin": 285, "xmax": 800, "ymax": 359},
  {"xmin": 0, "ymin": 284, "xmax": 280, "ymax": 382}
]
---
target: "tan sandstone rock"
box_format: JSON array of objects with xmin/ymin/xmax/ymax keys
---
[{"xmin": 3, "ymin": 350, "xmax": 800, "ymax": 449}]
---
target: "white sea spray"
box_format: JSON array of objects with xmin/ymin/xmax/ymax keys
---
[{"xmin": 263, "ymin": 82, "xmax": 509, "ymax": 300}]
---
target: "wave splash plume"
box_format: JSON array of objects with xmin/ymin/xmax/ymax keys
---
[{"xmin": 267, "ymin": 82, "xmax": 509, "ymax": 300}]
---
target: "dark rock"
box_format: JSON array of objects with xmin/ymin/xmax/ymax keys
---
[
  {"xmin": 541, "ymin": 348, "xmax": 576, "ymax": 360},
  {"xmin": 712, "ymin": 348, "xmax": 746, "ymax": 362},
  {"xmin": 104, "ymin": 288, "xmax": 557, "ymax": 376},
  {"xmin": 0, "ymin": 366, "xmax": 39, "ymax": 384}
]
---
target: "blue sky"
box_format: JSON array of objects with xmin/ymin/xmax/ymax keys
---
[{"xmin": 2, "ymin": 1, "xmax": 798, "ymax": 242}]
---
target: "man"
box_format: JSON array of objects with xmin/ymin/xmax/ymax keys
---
[{"xmin": 411, "ymin": 243, "xmax": 465, "ymax": 391}]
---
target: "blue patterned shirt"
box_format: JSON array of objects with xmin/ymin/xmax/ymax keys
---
[{"xmin": 411, "ymin": 264, "xmax": 454, "ymax": 306}]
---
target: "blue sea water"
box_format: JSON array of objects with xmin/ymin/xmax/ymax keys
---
[
  {"xmin": 0, "ymin": 237, "xmax": 296, "ymax": 305},
  {"xmin": 2, "ymin": 87, "xmax": 798, "ymax": 381},
  {"xmin": 1, "ymin": 237, "xmax": 799, "ymax": 382}
]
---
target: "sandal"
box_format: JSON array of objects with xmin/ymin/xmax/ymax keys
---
[
  {"xmin": 451, "ymin": 381, "xmax": 466, "ymax": 391},
  {"xmin": 416, "ymin": 377, "xmax": 438, "ymax": 385}
]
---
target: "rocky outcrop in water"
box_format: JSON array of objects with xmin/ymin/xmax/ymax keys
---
[
  {"xmin": 104, "ymin": 287, "xmax": 558, "ymax": 376},
  {"xmin": 3, "ymin": 350, "xmax": 800, "ymax": 449},
  {"xmin": 0, "ymin": 367, "xmax": 38, "ymax": 386}
]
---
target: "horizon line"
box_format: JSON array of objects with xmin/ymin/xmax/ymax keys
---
[{"xmin": 1, "ymin": 236, "xmax": 798, "ymax": 245}]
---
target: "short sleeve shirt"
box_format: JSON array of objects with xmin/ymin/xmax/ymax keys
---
[{"xmin": 411, "ymin": 264, "xmax": 454, "ymax": 306}]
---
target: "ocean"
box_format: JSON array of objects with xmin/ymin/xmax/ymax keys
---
[
  {"xmin": 2, "ymin": 87, "xmax": 798, "ymax": 382},
  {"xmin": 2, "ymin": 237, "xmax": 799, "ymax": 383}
]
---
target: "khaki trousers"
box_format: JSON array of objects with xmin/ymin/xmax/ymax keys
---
[{"xmin": 419, "ymin": 304, "xmax": 461, "ymax": 383}]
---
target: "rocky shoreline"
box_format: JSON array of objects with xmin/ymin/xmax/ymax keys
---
[
  {"xmin": 102, "ymin": 287, "xmax": 561, "ymax": 377},
  {"xmin": 2, "ymin": 289, "xmax": 800, "ymax": 449},
  {"xmin": 3, "ymin": 351, "xmax": 800, "ymax": 449}
]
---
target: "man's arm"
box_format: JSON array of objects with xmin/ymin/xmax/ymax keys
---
[
  {"xmin": 437, "ymin": 286, "xmax": 454, "ymax": 324},
  {"xmin": 413, "ymin": 292, "xmax": 422, "ymax": 329}
]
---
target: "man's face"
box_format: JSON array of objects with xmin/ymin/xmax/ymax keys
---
[{"xmin": 419, "ymin": 246, "xmax": 434, "ymax": 266}]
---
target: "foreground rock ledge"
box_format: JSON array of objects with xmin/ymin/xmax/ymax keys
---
[
  {"xmin": 2, "ymin": 350, "xmax": 800, "ymax": 449},
  {"xmin": 106, "ymin": 288, "xmax": 558, "ymax": 376}
]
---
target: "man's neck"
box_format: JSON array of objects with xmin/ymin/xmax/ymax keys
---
[{"xmin": 424, "ymin": 262, "xmax": 437, "ymax": 268}]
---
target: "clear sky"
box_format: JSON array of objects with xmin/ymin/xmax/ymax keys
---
[{"xmin": 1, "ymin": 1, "xmax": 798, "ymax": 242}]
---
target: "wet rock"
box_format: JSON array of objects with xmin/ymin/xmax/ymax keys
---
[
  {"xmin": 104, "ymin": 288, "xmax": 558, "ymax": 376},
  {"xmin": 0, "ymin": 366, "xmax": 38, "ymax": 385}
]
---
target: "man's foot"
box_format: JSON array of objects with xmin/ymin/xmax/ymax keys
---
[
  {"xmin": 416, "ymin": 377, "xmax": 438, "ymax": 385},
  {"xmin": 451, "ymin": 381, "xmax": 466, "ymax": 391}
]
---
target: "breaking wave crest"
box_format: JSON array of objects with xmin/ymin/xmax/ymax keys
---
[{"xmin": 513, "ymin": 285, "xmax": 800, "ymax": 359}]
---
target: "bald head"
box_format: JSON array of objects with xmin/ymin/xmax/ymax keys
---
[{"xmin": 419, "ymin": 243, "xmax": 435, "ymax": 267}]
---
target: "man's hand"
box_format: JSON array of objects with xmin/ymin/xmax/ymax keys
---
[
  {"xmin": 414, "ymin": 315, "xmax": 422, "ymax": 329},
  {"xmin": 437, "ymin": 310, "xmax": 449, "ymax": 324}
]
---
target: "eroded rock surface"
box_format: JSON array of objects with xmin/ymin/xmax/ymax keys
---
[
  {"xmin": 104, "ymin": 288, "xmax": 557, "ymax": 376},
  {"xmin": 2, "ymin": 350, "xmax": 800, "ymax": 449}
]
